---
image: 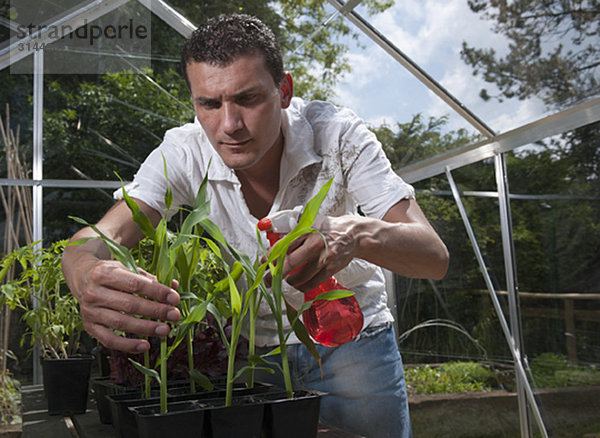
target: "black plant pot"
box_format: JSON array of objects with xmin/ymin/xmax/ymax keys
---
[
  {"xmin": 91, "ymin": 377, "xmax": 139, "ymax": 424},
  {"xmin": 108, "ymin": 384, "xmax": 205, "ymax": 438},
  {"xmin": 42, "ymin": 355, "xmax": 94, "ymax": 416},
  {"xmin": 131, "ymin": 400, "xmax": 207, "ymax": 438},
  {"xmin": 109, "ymin": 381, "xmax": 276, "ymax": 438},
  {"xmin": 203, "ymin": 395, "xmax": 265, "ymax": 438},
  {"xmin": 108, "ymin": 390, "xmax": 160, "ymax": 438},
  {"xmin": 260, "ymin": 390, "xmax": 323, "ymax": 438}
]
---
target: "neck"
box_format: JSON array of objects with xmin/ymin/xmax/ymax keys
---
[{"xmin": 236, "ymin": 134, "xmax": 284, "ymax": 219}]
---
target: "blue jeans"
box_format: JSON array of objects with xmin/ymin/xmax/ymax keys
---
[{"xmin": 255, "ymin": 324, "xmax": 412, "ymax": 438}]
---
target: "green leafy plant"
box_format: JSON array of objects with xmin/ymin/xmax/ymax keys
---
[
  {"xmin": 71, "ymin": 162, "xmax": 357, "ymax": 411},
  {"xmin": 199, "ymin": 177, "xmax": 357, "ymax": 401},
  {"xmin": 0, "ymin": 240, "xmax": 83, "ymax": 359},
  {"xmin": 71, "ymin": 165, "xmax": 222, "ymax": 413},
  {"xmin": 405, "ymin": 361, "xmax": 494, "ymax": 395},
  {"xmin": 0, "ymin": 371, "xmax": 21, "ymax": 426},
  {"xmin": 251, "ymin": 178, "xmax": 355, "ymax": 398},
  {"xmin": 530, "ymin": 353, "xmax": 600, "ymax": 388}
]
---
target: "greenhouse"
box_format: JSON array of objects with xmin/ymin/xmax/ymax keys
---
[{"xmin": 0, "ymin": 0, "xmax": 599, "ymax": 437}]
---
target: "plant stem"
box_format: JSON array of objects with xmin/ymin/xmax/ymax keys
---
[
  {"xmin": 160, "ymin": 337, "xmax": 167, "ymax": 413},
  {"xmin": 278, "ymin": 330, "xmax": 293, "ymax": 399},
  {"xmin": 225, "ymin": 317, "xmax": 241, "ymax": 407},
  {"xmin": 187, "ymin": 329, "xmax": 195, "ymax": 393},
  {"xmin": 247, "ymin": 295, "xmax": 256, "ymax": 389},
  {"xmin": 144, "ymin": 347, "xmax": 150, "ymax": 399}
]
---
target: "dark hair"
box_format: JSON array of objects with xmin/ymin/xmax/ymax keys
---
[{"xmin": 181, "ymin": 14, "xmax": 284, "ymax": 88}]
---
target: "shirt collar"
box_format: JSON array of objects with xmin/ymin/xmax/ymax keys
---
[{"xmin": 279, "ymin": 100, "xmax": 322, "ymax": 188}]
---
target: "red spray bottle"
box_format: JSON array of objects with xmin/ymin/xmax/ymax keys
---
[{"xmin": 257, "ymin": 210, "xmax": 364, "ymax": 347}]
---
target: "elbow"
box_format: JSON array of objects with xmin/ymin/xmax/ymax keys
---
[{"xmin": 429, "ymin": 243, "xmax": 450, "ymax": 281}]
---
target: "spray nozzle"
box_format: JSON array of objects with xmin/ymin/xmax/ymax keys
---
[{"xmin": 258, "ymin": 206, "xmax": 303, "ymax": 235}]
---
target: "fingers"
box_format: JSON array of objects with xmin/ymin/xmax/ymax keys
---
[
  {"xmin": 279, "ymin": 218, "xmax": 356, "ymax": 291},
  {"xmin": 281, "ymin": 235, "xmax": 333, "ymax": 291},
  {"xmin": 86, "ymin": 322, "xmax": 152, "ymax": 354},
  {"xmin": 80, "ymin": 285, "xmax": 180, "ymax": 323},
  {"xmin": 285, "ymin": 258, "xmax": 329, "ymax": 291},
  {"xmin": 93, "ymin": 263, "xmax": 180, "ymax": 306},
  {"xmin": 76, "ymin": 261, "xmax": 182, "ymax": 353}
]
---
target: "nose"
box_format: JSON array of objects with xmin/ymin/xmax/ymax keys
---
[{"xmin": 222, "ymin": 102, "xmax": 243, "ymax": 134}]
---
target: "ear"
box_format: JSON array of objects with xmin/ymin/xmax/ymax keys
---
[{"xmin": 279, "ymin": 73, "xmax": 293, "ymax": 108}]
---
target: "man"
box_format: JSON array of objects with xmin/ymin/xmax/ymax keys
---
[{"xmin": 62, "ymin": 14, "xmax": 449, "ymax": 437}]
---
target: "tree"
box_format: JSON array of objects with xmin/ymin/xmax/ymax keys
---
[{"xmin": 461, "ymin": 0, "xmax": 600, "ymax": 108}]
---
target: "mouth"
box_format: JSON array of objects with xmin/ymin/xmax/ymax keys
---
[{"xmin": 221, "ymin": 139, "xmax": 251, "ymax": 148}]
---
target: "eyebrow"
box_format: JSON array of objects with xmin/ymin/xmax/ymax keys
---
[{"xmin": 193, "ymin": 86, "xmax": 263, "ymax": 105}]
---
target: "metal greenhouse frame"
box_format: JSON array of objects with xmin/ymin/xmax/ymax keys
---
[{"xmin": 1, "ymin": 1, "xmax": 599, "ymax": 436}]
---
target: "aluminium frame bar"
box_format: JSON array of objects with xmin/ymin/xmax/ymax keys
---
[
  {"xmin": 399, "ymin": 96, "xmax": 600, "ymax": 183},
  {"xmin": 137, "ymin": 0, "xmax": 195, "ymax": 38},
  {"xmin": 446, "ymin": 166, "xmax": 548, "ymax": 438},
  {"xmin": 495, "ymin": 153, "xmax": 530, "ymax": 437},
  {"xmin": 32, "ymin": 48, "xmax": 43, "ymax": 385}
]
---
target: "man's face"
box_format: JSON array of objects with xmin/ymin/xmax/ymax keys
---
[{"xmin": 186, "ymin": 55, "xmax": 291, "ymax": 172}]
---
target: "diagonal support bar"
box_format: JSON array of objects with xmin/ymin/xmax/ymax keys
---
[
  {"xmin": 445, "ymin": 166, "xmax": 548, "ymax": 438},
  {"xmin": 137, "ymin": 0, "xmax": 196, "ymax": 38}
]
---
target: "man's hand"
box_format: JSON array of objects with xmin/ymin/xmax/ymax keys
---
[
  {"xmin": 75, "ymin": 259, "xmax": 181, "ymax": 353},
  {"xmin": 62, "ymin": 198, "xmax": 181, "ymax": 354},
  {"xmin": 282, "ymin": 215, "xmax": 356, "ymax": 291}
]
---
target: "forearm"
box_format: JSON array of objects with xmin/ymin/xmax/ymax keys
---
[{"xmin": 352, "ymin": 216, "xmax": 449, "ymax": 280}]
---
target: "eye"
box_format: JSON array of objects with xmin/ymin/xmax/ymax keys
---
[
  {"xmin": 236, "ymin": 94, "xmax": 259, "ymax": 106},
  {"xmin": 196, "ymin": 98, "xmax": 221, "ymax": 109}
]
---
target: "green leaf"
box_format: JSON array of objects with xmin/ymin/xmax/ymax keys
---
[
  {"xmin": 161, "ymin": 154, "xmax": 173, "ymax": 211},
  {"xmin": 193, "ymin": 167, "xmax": 210, "ymax": 209},
  {"xmin": 233, "ymin": 365, "xmax": 274, "ymax": 382},
  {"xmin": 228, "ymin": 274, "xmax": 242, "ymax": 316},
  {"xmin": 285, "ymin": 299, "xmax": 321, "ymax": 365},
  {"xmin": 118, "ymin": 176, "xmax": 156, "ymax": 240},
  {"xmin": 296, "ymin": 177, "xmax": 333, "ymax": 230},
  {"xmin": 297, "ymin": 289, "xmax": 355, "ymax": 314},
  {"xmin": 129, "ymin": 358, "xmax": 161, "ymax": 385},
  {"xmin": 213, "ymin": 261, "xmax": 243, "ymax": 294},
  {"xmin": 69, "ymin": 216, "xmax": 139, "ymax": 274},
  {"xmin": 188, "ymin": 370, "xmax": 214, "ymax": 391},
  {"xmin": 206, "ymin": 303, "xmax": 229, "ymax": 350},
  {"xmin": 183, "ymin": 300, "xmax": 210, "ymax": 325}
]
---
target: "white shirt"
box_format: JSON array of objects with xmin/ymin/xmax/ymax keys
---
[{"xmin": 115, "ymin": 97, "xmax": 415, "ymax": 346}]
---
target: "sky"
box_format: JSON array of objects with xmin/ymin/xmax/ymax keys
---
[{"xmin": 328, "ymin": 0, "xmax": 550, "ymax": 136}]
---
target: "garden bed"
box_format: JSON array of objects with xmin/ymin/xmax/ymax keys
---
[{"xmin": 409, "ymin": 385, "xmax": 600, "ymax": 437}]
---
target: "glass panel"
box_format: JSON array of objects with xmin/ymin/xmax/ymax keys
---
[
  {"xmin": 41, "ymin": 12, "xmax": 193, "ymax": 181},
  {"xmin": 397, "ymin": 159, "xmax": 510, "ymax": 364},
  {"xmin": 506, "ymin": 128, "xmax": 600, "ymax": 435},
  {"xmin": 0, "ymin": 68, "xmax": 32, "ymax": 178},
  {"xmin": 43, "ymin": 187, "xmax": 115, "ymax": 242},
  {"xmin": 334, "ymin": 2, "xmax": 484, "ymax": 138}
]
